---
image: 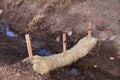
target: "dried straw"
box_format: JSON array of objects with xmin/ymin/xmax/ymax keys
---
[{"xmin": 31, "ymin": 36, "xmax": 97, "ymax": 74}]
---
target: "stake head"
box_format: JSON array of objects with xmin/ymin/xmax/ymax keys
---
[{"xmin": 88, "ymin": 22, "xmax": 92, "ymax": 40}]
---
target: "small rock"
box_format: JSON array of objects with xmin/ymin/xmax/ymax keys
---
[
  {"xmin": 110, "ymin": 35, "xmax": 117, "ymax": 41},
  {"xmin": 93, "ymin": 65, "xmax": 97, "ymax": 68},
  {"xmin": 56, "ymin": 36, "xmax": 60, "ymax": 42},
  {"xmin": 109, "ymin": 57, "xmax": 115, "ymax": 60},
  {"xmin": 67, "ymin": 31, "xmax": 72, "ymax": 36},
  {"xmin": 0, "ymin": 9, "xmax": 3, "ymax": 14}
]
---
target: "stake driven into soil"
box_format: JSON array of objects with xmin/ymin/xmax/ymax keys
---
[
  {"xmin": 31, "ymin": 36, "xmax": 97, "ymax": 74},
  {"xmin": 88, "ymin": 22, "xmax": 92, "ymax": 40},
  {"xmin": 25, "ymin": 34, "xmax": 33, "ymax": 60},
  {"xmin": 63, "ymin": 33, "xmax": 67, "ymax": 56}
]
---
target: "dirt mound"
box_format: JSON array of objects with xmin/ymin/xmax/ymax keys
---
[{"xmin": 0, "ymin": 0, "xmax": 120, "ymax": 80}]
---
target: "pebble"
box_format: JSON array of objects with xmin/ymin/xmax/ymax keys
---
[
  {"xmin": 67, "ymin": 31, "xmax": 72, "ymax": 36},
  {"xmin": 56, "ymin": 36, "xmax": 60, "ymax": 42},
  {"xmin": 110, "ymin": 35, "xmax": 117, "ymax": 41},
  {"xmin": 93, "ymin": 65, "xmax": 97, "ymax": 68},
  {"xmin": 0, "ymin": 9, "xmax": 3, "ymax": 15},
  {"xmin": 109, "ymin": 57, "xmax": 115, "ymax": 60}
]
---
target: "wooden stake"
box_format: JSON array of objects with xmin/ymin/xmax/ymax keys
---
[
  {"xmin": 25, "ymin": 34, "xmax": 33, "ymax": 60},
  {"xmin": 63, "ymin": 33, "xmax": 67, "ymax": 56},
  {"xmin": 88, "ymin": 22, "xmax": 92, "ymax": 40}
]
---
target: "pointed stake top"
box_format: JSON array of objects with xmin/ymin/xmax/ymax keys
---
[{"xmin": 88, "ymin": 22, "xmax": 92, "ymax": 40}]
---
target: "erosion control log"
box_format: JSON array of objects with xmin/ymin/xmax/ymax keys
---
[{"xmin": 31, "ymin": 36, "xmax": 97, "ymax": 74}]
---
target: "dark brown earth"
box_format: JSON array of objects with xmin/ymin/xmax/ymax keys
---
[{"xmin": 0, "ymin": 0, "xmax": 120, "ymax": 80}]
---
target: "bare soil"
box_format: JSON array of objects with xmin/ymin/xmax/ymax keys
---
[{"xmin": 0, "ymin": 0, "xmax": 120, "ymax": 80}]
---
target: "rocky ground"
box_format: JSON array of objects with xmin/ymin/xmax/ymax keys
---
[{"xmin": 0, "ymin": 0, "xmax": 120, "ymax": 80}]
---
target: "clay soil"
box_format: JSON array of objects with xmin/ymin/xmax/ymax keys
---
[{"xmin": 0, "ymin": 0, "xmax": 120, "ymax": 80}]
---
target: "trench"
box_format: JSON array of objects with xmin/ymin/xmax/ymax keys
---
[{"xmin": 0, "ymin": 24, "xmax": 119, "ymax": 79}]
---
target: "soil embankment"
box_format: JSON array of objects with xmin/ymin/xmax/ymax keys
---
[{"xmin": 0, "ymin": 0, "xmax": 120, "ymax": 80}]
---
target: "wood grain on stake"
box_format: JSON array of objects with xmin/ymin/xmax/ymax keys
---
[
  {"xmin": 25, "ymin": 34, "xmax": 33, "ymax": 60},
  {"xmin": 88, "ymin": 22, "xmax": 92, "ymax": 39},
  {"xmin": 63, "ymin": 33, "xmax": 67, "ymax": 56}
]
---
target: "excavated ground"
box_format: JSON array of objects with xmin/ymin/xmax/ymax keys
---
[{"xmin": 0, "ymin": 0, "xmax": 120, "ymax": 80}]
